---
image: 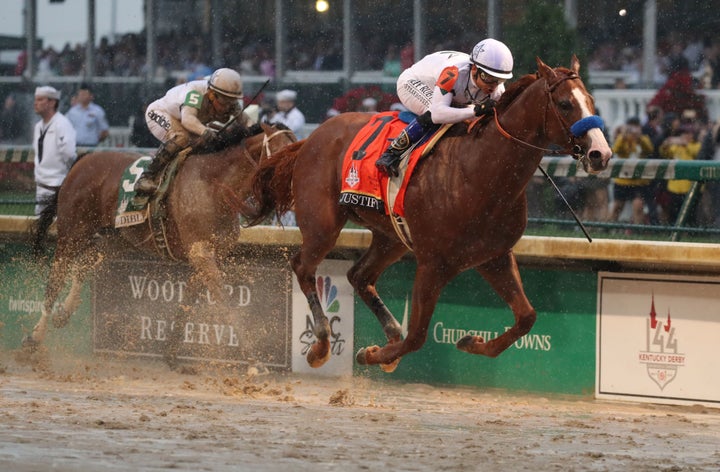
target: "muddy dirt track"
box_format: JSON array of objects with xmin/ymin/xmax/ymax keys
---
[{"xmin": 1, "ymin": 350, "xmax": 719, "ymax": 472}]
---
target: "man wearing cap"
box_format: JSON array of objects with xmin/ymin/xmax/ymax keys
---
[
  {"xmin": 66, "ymin": 82, "xmax": 110, "ymax": 147},
  {"xmin": 269, "ymin": 89, "xmax": 306, "ymax": 139},
  {"xmin": 32, "ymin": 85, "xmax": 77, "ymax": 215}
]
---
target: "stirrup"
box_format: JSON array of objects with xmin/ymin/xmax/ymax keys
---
[
  {"xmin": 376, "ymin": 150, "xmax": 403, "ymax": 177},
  {"xmin": 131, "ymin": 193, "xmax": 150, "ymax": 207},
  {"xmin": 134, "ymin": 177, "xmax": 158, "ymax": 194}
]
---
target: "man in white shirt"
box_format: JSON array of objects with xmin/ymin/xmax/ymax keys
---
[
  {"xmin": 32, "ymin": 86, "xmax": 77, "ymax": 215},
  {"xmin": 65, "ymin": 82, "xmax": 109, "ymax": 147},
  {"xmin": 269, "ymin": 89, "xmax": 306, "ymax": 139}
]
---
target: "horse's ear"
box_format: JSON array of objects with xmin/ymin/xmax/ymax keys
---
[
  {"xmin": 536, "ymin": 57, "xmax": 556, "ymax": 80},
  {"xmin": 570, "ymin": 54, "xmax": 581, "ymax": 74}
]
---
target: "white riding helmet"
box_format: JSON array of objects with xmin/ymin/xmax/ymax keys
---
[
  {"xmin": 208, "ymin": 68, "xmax": 244, "ymax": 99},
  {"xmin": 470, "ymin": 38, "xmax": 514, "ymax": 80}
]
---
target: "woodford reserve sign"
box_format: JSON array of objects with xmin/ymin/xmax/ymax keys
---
[{"xmin": 92, "ymin": 258, "xmax": 292, "ymax": 368}]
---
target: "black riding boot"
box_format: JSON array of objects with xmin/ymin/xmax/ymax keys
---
[
  {"xmin": 132, "ymin": 140, "xmax": 181, "ymax": 204},
  {"xmin": 376, "ymin": 111, "xmax": 436, "ymax": 178}
]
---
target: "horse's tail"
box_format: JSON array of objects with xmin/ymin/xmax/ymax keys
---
[
  {"xmin": 244, "ymin": 140, "xmax": 304, "ymax": 226},
  {"xmin": 30, "ymin": 190, "xmax": 59, "ymax": 259}
]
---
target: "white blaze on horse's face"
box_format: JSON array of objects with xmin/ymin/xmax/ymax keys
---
[{"xmin": 571, "ymin": 87, "xmax": 612, "ymax": 172}]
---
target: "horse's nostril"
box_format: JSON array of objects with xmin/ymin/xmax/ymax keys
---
[{"xmin": 589, "ymin": 150, "xmax": 602, "ymax": 161}]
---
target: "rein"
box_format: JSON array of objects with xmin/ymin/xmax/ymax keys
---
[
  {"xmin": 492, "ymin": 72, "xmax": 595, "ymax": 242},
  {"xmin": 492, "ymin": 73, "xmax": 585, "ymax": 160}
]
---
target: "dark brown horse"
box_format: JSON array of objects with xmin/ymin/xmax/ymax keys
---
[
  {"xmin": 246, "ymin": 57, "xmax": 612, "ymax": 370},
  {"xmin": 26, "ymin": 122, "xmax": 296, "ymax": 350}
]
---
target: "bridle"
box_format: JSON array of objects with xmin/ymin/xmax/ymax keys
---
[
  {"xmin": 240, "ymin": 127, "xmax": 296, "ymax": 168},
  {"xmin": 492, "ymin": 72, "xmax": 591, "ymax": 163}
]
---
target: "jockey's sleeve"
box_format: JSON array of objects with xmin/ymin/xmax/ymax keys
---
[
  {"xmin": 428, "ymin": 84, "xmax": 475, "ymax": 124},
  {"xmin": 436, "ymin": 66, "xmax": 459, "ymax": 96},
  {"xmin": 180, "ymin": 105, "xmax": 208, "ymax": 136}
]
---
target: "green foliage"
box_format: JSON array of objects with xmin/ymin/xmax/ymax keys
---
[{"xmin": 504, "ymin": 1, "xmax": 586, "ymax": 76}]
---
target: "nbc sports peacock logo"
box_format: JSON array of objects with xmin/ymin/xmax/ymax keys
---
[
  {"xmin": 638, "ymin": 293, "xmax": 686, "ymax": 390},
  {"xmin": 299, "ymin": 276, "xmax": 347, "ymax": 357}
]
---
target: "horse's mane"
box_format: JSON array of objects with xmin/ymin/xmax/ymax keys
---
[{"xmin": 496, "ymin": 73, "xmax": 539, "ymax": 111}]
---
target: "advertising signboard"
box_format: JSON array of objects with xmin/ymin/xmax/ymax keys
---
[
  {"xmin": 93, "ymin": 258, "xmax": 292, "ymax": 368},
  {"xmin": 291, "ymin": 259, "xmax": 355, "ymax": 376},
  {"xmin": 0, "ymin": 242, "xmax": 92, "ymax": 353},
  {"xmin": 597, "ymin": 272, "xmax": 720, "ymax": 407},
  {"xmin": 353, "ymin": 261, "xmax": 598, "ymax": 395}
]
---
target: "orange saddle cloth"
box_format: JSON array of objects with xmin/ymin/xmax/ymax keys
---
[{"xmin": 339, "ymin": 111, "xmax": 433, "ymax": 217}]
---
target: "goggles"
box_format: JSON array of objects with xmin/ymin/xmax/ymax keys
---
[
  {"xmin": 477, "ymin": 70, "xmax": 505, "ymax": 86},
  {"xmin": 212, "ymin": 90, "xmax": 242, "ymax": 105}
]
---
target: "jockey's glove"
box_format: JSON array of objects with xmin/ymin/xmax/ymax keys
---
[
  {"xmin": 200, "ymin": 128, "xmax": 220, "ymax": 146},
  {"xmin": 474, "ymin": 99, "xmax": 496, "ymax": 117}
]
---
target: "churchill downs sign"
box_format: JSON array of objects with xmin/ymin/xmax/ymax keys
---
[{"xmin": 93, "ymin": 259, "xmax": 292, "ymax": 368}]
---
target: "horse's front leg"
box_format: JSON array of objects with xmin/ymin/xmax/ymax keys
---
[
  {"xmin": 357, "ymin": 262, "xmax": 453, "ymax": 368},
  {"xmin": 53, "ymin": 250, "xmax": 104, "ymax": 329},
  {"xmin": 456, "ymin": 251, "xmax": 537, "ymax": 358},
  {"xmin": 304, "ymin": 291, "xmax": 331, "ymax": 367},
  {"xmin": 187, "ymin": 241, "xmax": 228, "ymax": 305}
]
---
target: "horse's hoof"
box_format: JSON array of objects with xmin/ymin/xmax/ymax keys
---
[
  {"xmin": 355, "ymin": 348, "xmax": 368, "ymax": 365},
  {"xmin": 51, "ymin": 308, "xmax": 70, "ymax": 329},
  {"xmin": 21, "ymin": 335, "xmax": 39, "ymax": 351},
  {"xmin": 456, "ymin": 334, "xmax": 485, "ymax": 354},
  {"xmin": 380, "ymin": 357, "xmax": 401, "ymax": 373},
  {"xmin": 164, "ymin": 353, "xmax": 180, "ymax": 371},
  {"xmin": 306, "ymin": 340, "xmax": 331, "ymax": 368}
]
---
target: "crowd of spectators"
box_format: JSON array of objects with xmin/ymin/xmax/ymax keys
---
[
  {"xmin": 586, "ymin": 31, "xmax": 720, "ymax": 89},
  {"xmin": 545, "ymin": 51, "xmax": 720, "ymax": 232},
  {"xmin": 8, "ymin": 29, "xmax": 483, "ymax": 85},
  {"xmin": 5, "ymin": 26, "xmax": 720, "ymax": 94},
  {"xmin": 3, "ymin": 28, "xmax": 720, "ymax": 230}
]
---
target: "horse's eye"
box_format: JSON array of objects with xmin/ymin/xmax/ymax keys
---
[{"xmin": 558, "ymin": 100, "xmax": 573, "ymax": 111}]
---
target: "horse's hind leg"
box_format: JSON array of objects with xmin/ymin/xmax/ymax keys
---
[
  {"xmin": 357, "ymin": 260, "xmax": 455, "ymax": 367},
  {"xmin": 457, "ymin": 251, "xmax": 537, "ymax": 358},
  {"xmin": 347, "ymin": 231, "xmax": 408, "ymax": 370}
]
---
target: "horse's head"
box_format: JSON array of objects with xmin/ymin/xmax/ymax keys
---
[{"xmin": 535, "ymin": 55, "xmax": 612, "ymax": 173}]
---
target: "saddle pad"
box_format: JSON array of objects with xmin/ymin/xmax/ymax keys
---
[
  {"xmin": 115, "ymin": 156, "xmax": 152, "ymax": 228},
  {"xmin": 339, "ymin": 112, "xmax": 434, "ymax": 217}
]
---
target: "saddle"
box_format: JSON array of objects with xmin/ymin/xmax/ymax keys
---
[
  {"xmin": 339, "ymin": 112, "xmax": 453, "ymax": 249},
  {"xmin": 339, "ymin": 112, "xmax": 452, "ymax": 217}
]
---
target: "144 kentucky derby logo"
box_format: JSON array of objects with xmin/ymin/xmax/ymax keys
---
[{"xmin": 638, "ymin": 294, "xmax": 685, "ymax": 390}]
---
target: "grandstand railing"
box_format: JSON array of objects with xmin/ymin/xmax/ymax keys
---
[
  {"xmin": 594, "ymin": 89, "xmax": 720, "ymax": 132},
  {"xmin": 3, "ymin": 72, "xmax": 719, "ymax": 131},
  {"xmin": 2, "ymin": 144, "xmax": 718, "ymax": 241}
]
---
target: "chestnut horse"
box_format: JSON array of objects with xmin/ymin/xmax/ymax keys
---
[
  {"xmin": 246, "ymin": 57, "xmax": 612, "ymax": 370},
  {"xmin": 26, "ymin": 122, "xmax": 296, "ymax": 352}
]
